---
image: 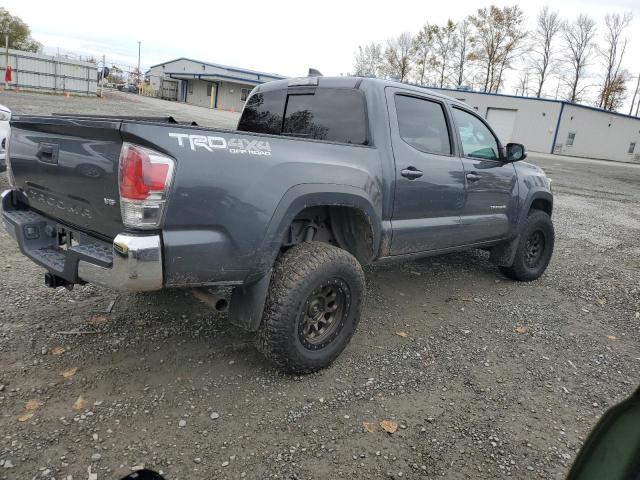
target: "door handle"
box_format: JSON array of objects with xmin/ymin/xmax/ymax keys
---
[
  {"xmin": 401, "ymin": 167, "xmax": 423, "ymax": 179},
  {"xmin": 466, "ymin": 172, "xmax": 480, "ymax": 182},
  {"xmin": 37, "ymin": 142, "xmax": 59, "ymax": 165}
]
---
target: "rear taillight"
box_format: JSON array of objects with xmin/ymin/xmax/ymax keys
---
[{"xmin": 118, "ymin": 142, "xmax": 175, "ymax": 229}]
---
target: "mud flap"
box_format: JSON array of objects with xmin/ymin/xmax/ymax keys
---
[
  {"xmin": 229, "ymin": 270, "xmax": 272, "ymax": 332},
  {"xmin": 489, "ymin": 235, "xmax": 520, "ymax": 267}
]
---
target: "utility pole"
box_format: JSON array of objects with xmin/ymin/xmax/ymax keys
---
[
  {"xmin": 137, "ymin": 41, "xmax": 141, "ymax": 87},
  {"xmin": 100, "ymin": 54, "xmax": 105, "ymax": 98},
  {"xmin": 4, "ymin": 35, "xmax": 8, "ymax": 90},
  {"xmin": 629, "ymin": 73, "xmax": 640, "ymax": 116}
]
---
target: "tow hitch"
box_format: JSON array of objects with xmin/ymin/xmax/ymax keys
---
[{"xmin": 44, "ymin": 272, "xmax": 73, "ymax": 290}]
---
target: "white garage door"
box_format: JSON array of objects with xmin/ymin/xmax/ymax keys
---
[{"xmin": 486, "ymin": 108, "xmax": 517, "ymax": 144}]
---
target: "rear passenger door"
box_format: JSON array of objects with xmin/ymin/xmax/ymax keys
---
[{"xmin": 386, "ymin": 88, "xmax": 466, "ymax": 255}]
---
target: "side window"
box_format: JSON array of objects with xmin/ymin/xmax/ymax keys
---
[
  {"xmin": 237, "ymin": 89, "xmax": 286, "ymax": 135},
  {"xmin": 282, "ymin": 89, "xmax": 368, "ymax": 145},
  {"xmin": 394, "ymin": 95, "xmax": 451, "ymax": 155},
  {"xmin": 452, "ymin": 108, "xmax": 500, "ymax": 160}
]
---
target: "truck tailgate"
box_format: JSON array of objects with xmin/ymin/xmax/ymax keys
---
[{"xmin": 8, "ymin": 116, "xmax": 124, "ymax": 239}]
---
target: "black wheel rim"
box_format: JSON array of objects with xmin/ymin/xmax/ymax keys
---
[
  {"xmin": 524, "ymin": 230, "xmax": 545, "ymax": 268},
  {"xmin": 298, "ymin": 278, "xmax": 350, "ymax": 350}
]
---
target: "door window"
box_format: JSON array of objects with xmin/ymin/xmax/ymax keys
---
[
  {"xmin": 394, "ymin": 95, "xmax": 451, "ymax": 155},
  {"xmin": 452, "ymin": 108, "xmax": 500, "ymax": 160}
]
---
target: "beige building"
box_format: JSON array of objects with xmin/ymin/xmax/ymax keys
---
[
  {"xmin": 147, "ymin": 57, "xmax": 284, "ymax": 112},
  {"xmin": 431, "ymin": 87, "xmax": 640, "ymax": 163}
]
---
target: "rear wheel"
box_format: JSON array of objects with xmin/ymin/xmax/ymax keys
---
[
  {"xmin": 256, "ymin": 242, "xmax": 365, "ymax": 374},
  {"xmin": 499, "ymin": 210, "xmax": 554, "ymax": 281}
]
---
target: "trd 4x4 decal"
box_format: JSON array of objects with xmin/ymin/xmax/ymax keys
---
[{"xmin": 169, "ymin": 133, "xmax": 271, "ymax": 156}]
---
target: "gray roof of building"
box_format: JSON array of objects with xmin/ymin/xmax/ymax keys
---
[
  {"xmin": 148, "ymin": 57, "xmax": 285, "ymax": 80},
  {"xmin": 428, "ymin": 85, "xmax": 640, "ymax": 122}
]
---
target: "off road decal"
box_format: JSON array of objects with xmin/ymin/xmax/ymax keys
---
[{"xmin": 169, "ymin": 133, "xmax": 271, "ymax": 156}]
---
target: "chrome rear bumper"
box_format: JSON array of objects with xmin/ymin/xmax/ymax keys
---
[
  {"xmin": 78, "ymin": 234, "xmax": 163, "ymax": 291},
  {"xmin": 2, "ymin": 189, "xmax": 163, "ymax": 291}
]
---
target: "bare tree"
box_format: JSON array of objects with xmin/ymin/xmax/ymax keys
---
[
  {"xmin": 597, "ymin": 11, "xmax": 633, "ymax": 111},
  {"xmin": 470, "ymin": 5, "xmax": 527, "ymax": 93},
  {"xmin": 433, "ymin": 20, "xmax": 458, "ymax": 88},
  {"xmin": 630, "ymin": 73, "xmax": 640, "ymax": 116},
  {"xmin": 452, "ymin": 18, "xmax": 476, "ymax": 88},
  {"xmin": 384, "ymin": 32, "xmax": 414, "ymax": 82},
  {"xmin": 353, "ymin": 42, "xmax": 384, "ymax": 77},
  {"xmin": 493, "ymin": 7, "xmax": 528, "ymax": 93},
  {"xmin": 531, "ymin": 6, "xmax": 562, "ymax": 97},
  {"xmin": 353, "ymin": 46, "xmax": 368, "ymax": 76},
  {"xmin": 516, "ymin": 69, "xmax": 531, "ymax": 96},
  {"xmin": 561, "ymin": 14, "xmax": 597, "ymax": 103},
  {"xmin": 469, "ymin": 6, "xmax": 506, "ymax": 92},
  {"xmin": 411, "ymin": 23, "xmax": 438, "ymax": 85}
]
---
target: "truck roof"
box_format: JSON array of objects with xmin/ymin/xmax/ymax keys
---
[{"xmin": 257, "ymin": 76, "xmax": 468, "ymax": 109}]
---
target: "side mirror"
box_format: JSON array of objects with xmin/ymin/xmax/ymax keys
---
[
  {"xmin": 567, "ymin": 388, "xmax": 640, "ymax": 480},
  {"xmin": 505, "ymin": 143, "xmax": 527, "ymax": 162}
]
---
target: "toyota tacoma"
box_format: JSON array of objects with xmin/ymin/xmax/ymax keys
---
[{"xmin": 2, "ymin": 75, "xmax": 554, "ymax": 373}]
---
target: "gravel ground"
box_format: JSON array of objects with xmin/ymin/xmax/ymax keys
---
[{"xmin": 0, "ymin": 91, "xmax": 639, "ymax": 480}]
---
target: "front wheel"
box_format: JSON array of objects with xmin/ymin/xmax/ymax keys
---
[
  {"xmin": 256, "ymin": 242, "xmax": 365, "ymax": 374},
  {"xmin": 499, "ymin": 210, "xmax": 554, "ymax": 281}
]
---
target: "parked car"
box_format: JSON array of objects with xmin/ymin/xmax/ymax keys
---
[
  {"xmin": 0, "ymin": 104, "xmax": 10, "ymax": 172},
  {"xmin": 2, "ymin": 76, "xmax": 554, "ymax": 373},
  {"xmin": 119, "ymin": 84, "xmax": 138, "ymax": 93}
]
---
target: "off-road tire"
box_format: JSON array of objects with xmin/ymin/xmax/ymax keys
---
[
  {"xmin": 256, "ymin": 242, "xmax": 365, "ymax": 374},
  {"xmin": 499, "ymin": 210, "xmax": 554, "ymax": 281}
]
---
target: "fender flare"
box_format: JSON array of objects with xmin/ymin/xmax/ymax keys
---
[
  {"xmin": 229, "ymin": 184, "xmax": 381, "ymax": 332},
  {"xmin": 517, "ymin": 189, "xmax": 553, "ymax": 230},
  {"xmin": 256, "ymin": 183, "xmax": 382, "ymax": 273}
]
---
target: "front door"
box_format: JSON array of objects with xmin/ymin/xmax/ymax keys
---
[
  {"xmin": 450, "ymin": 107, "xmax": 518, "ymax": 244},
  {"xmin": 387, "ymin": 88, "xmax": 466, "ymax": 255}
]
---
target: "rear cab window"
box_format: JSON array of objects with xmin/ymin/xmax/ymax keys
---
[
  {"xmin": 238, "ymin": 87, "xmax": 369, "ymax": 146},
  {"xmin": 237, "ymin": 90, "xmax": 286, "ymax": 135}
]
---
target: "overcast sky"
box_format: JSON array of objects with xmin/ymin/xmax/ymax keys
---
[{"xmin": 5, "ymin": 0, "xmax": 640, "ymax": 109}]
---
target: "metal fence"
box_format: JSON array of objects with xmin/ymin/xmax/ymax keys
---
[{"xmin": 0, "ymin": 48, "xmax": 97, "ymax": 96}]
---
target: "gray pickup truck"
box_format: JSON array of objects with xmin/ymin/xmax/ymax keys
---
[{"xmin": 2, "ymin": 75, "xmax": 554, "ymax": 373}]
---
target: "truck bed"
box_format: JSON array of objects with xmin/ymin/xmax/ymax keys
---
[{"xmin": 7, "ymin": 114, "xmax": 382, "ymax": 287}]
